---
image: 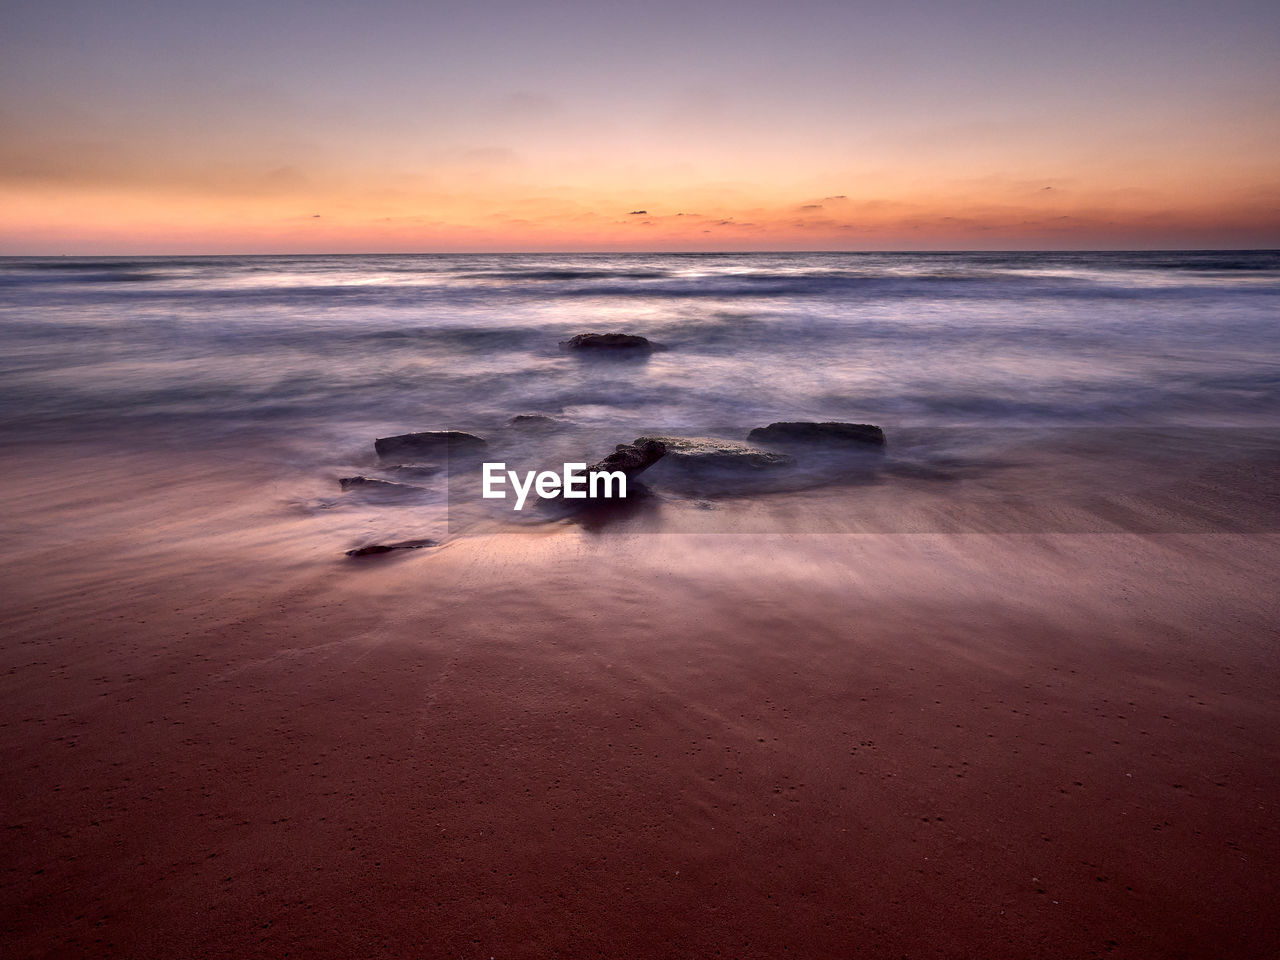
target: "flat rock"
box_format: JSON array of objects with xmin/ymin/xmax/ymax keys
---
[
  {"xmin": 346, "ymin": 538, "xmax": 437, "ymax": 557},
  {"xmin": 562, "ymin": 333, "xmax": 662, "ymax": 351},
  {"xmin": 747, "ymin": 421, "xmax": 886, "ymax": 447},
  {"xmin": 633, "ymin": 435, "xmax": 793, "ymax": 468},
  {"xmin": 508, "ymin": 414, "xmax": 560, "ymax": 428},
  {"xmin": 374, "ymin": 430, "xmax": 487, "ymax": 459},
  {"xmin": 339, "ymin": 476, "xmax": 416, "ymax": 492},
  {"xmin": 587, "ymin": 439, "xmax": 667, "ymax": 480}
]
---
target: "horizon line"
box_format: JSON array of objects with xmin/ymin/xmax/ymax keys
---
[{"xmin": 3, "ymin": 247, "xmax": 1278, "ymax": 258}]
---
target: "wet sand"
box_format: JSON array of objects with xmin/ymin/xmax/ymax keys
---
[{"xmin": 2, "ymin": 442, "xmax": 1279, "ymax": 959}]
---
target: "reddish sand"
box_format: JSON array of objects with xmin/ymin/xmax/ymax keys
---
[{"xmin": 2, "ymin": 445, "xmax": 1279, "ymax": 959}]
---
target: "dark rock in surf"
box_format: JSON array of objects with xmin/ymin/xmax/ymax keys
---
[
  {"xmin": 523, "ymin": 440, "xmax": 666, "ymax": 518},
  {"xmin": 508, "ymin": 414, "xmax": 560, "ymax": 429},
  {"xmin": 338, "ymin": 476, "xmax": 417, "ymax": 492},
  {"xmin": 587, "ymin": 439, "xmax": 667, "ymax": 481},
  {"xmin": 632, "ymin": 435, "xmax": 792, "ymax": 469},
  {"xmin": 747, "ymin": 421, "xmax": 886, "ymax": 447},
  {"xmin": 345, "ymin": 538, "xmax": 437, "ymax": 557},
  {"xmin": 562, "ymin": 333, "xmax": 662, "ymax": 352},
  {"xmin": 374, "ymin": 431, "xmax": 487, "ymax": 459}
]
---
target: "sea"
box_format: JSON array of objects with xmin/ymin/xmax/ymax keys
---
[{"xmin": 3, "ymin": 251, "xmax": 1278, "ymax": 535}]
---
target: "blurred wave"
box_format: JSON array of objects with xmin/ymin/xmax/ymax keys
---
[{"xmin": 1, "ymin": 251, "xmax": 1278, "ymax": 462}]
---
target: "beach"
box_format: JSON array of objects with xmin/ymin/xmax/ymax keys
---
[{"xmin": 2, "ymin": 253, "xmax": 1279, "ymax": 957}]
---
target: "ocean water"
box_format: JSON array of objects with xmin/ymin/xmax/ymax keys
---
[{"xmin": 2, "ymin": 251, "xmax": 1278, "ymax": 533}]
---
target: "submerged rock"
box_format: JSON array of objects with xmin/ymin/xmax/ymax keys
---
[
  {"xmin": 632, "ymin": 435, "xmax": 793, "ymax": 468},
  {"xmin": 346, "ymin": 538, "xmax": 437, "ymax": 557},
  {"xmin": 508, "ymin": 414, "xmax": 560, "ymax": 428},
  {"xmin": 338, "ymin": 476, "xmax": 416, "ymax": 492},
  {"xmin": 587, "ymin": 439, "xmax": 667, "ymax": 481},
  {"xmin": 747, "ymin": 421, "xmax": 886, "ymax": 447},
  {"xmin": 374, "ymin": 430, "xmax": 487, "ymax": 459},
  {"xmin": 562, "ymin": 332, "xmax": 662, "ymax": 351}
]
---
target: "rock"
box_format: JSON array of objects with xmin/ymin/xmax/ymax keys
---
[
  {"xmin": 338, "ymin": 476, "xmax": 416, "ymax": 492},
  {"xmin": 526, "ymin": 440, "xmax": 665, "ymax": 517},
  {"xmin": 508, "ymin": 414, "xmax": 560, "ymax": 428},
  {"xmin": 374, "ymin": 431, "xmax": 487, "ymax": 459},
  {"xmin": 747, "ymin": 421, "xmax": 886, "ymax": 447},
  {"xmin": 562, "ymin": 332, "xmax": 662, "ymax": 351},
  {"xmin": 632, "ymin": 435, "xmax": 792, "ymax": 468},
  {"xmin": 587, "ymin": 439, "xmax": 667, "ymax": 480},
  {"xmin": 346, "ymin": 539, "xmax": 437, "ymax": 557}
]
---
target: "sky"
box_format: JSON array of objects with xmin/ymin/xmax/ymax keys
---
[{"xmin": 1, "ymin": 0, "xmax": 1277, "ymax": 253}]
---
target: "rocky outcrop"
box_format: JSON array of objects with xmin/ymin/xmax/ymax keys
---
[
  {"xmin": 346, "ymin": 539, "xmax": 437, "ymax": 557},
  {"xmin": 374, "ymin": 431, "xmax": 487, "ymax": 459},
  {"xmin": 562, "ymin": 333, "xmax": 662, "ymax": 351},
  {"xmin": 747, "ymin": 421, "xmax": 886, "ymax": 447},
  {"xmin": 587, "ymin": 439, "xmax": 667, "ymax": 480},
  {"xmin": 632, "ymin": 435, "xmax": 792, "ymax": 468}
]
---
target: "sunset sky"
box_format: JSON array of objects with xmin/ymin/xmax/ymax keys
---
[{"xmin": 2, "ymin": 0, "xmax": 1278, "ymax": 253}]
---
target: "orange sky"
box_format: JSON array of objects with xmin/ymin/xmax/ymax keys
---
[{"xmin": 2, "ymin": 0, "xmax": 1278, "ymax": 252}]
